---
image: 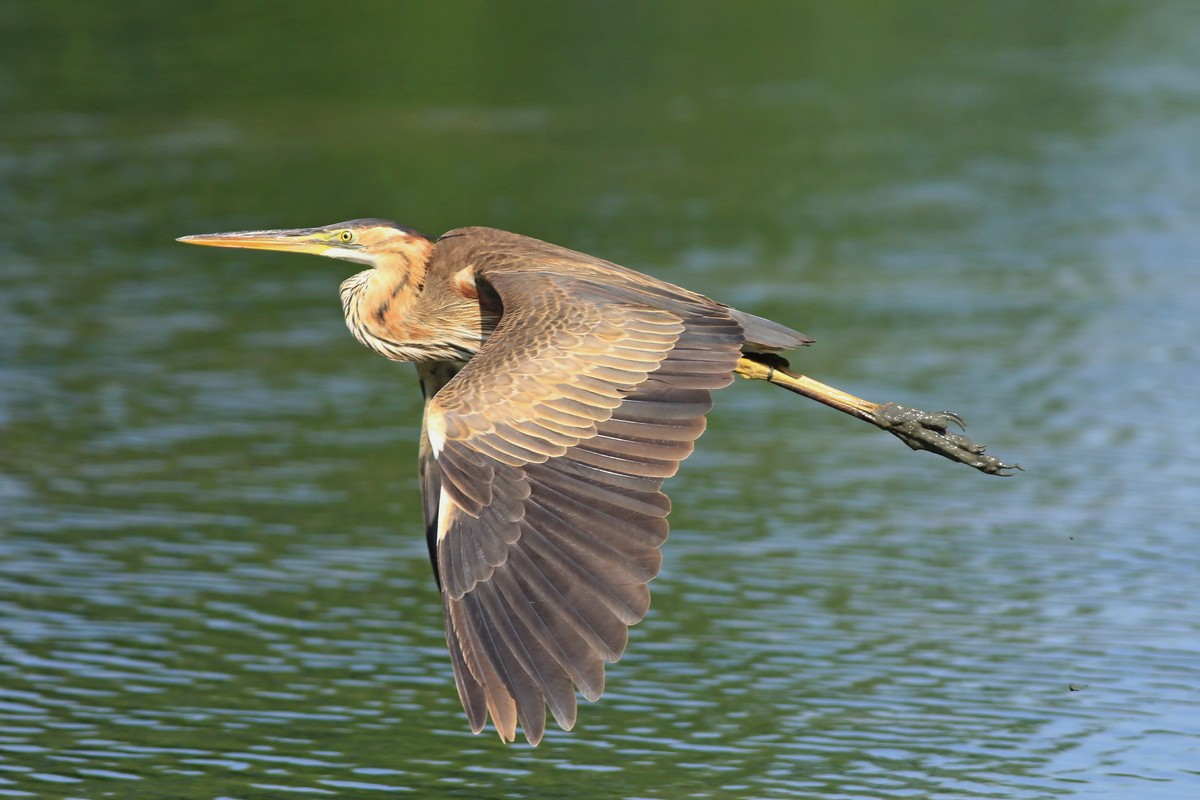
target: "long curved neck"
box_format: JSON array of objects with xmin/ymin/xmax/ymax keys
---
[{"xmin": 339, "ymin": 238, "xmax": 487, "ymax": 363}]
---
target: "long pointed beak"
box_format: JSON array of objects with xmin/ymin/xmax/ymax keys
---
[{"xmin": 176, "ymin": 227, "xmax": 331, "ymax": 256}]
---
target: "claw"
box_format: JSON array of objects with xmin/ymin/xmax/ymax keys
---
[
  {"xmin": 740, "ymin": 359, "xmax": 1019, "ymax": 477},
  {"xmin": 873, "ymin": 403, "xmax": 1021, "ymax": 476},
  {"xmin": 943, "ymin": 411, "xmax": 966, "ymax": 431}
]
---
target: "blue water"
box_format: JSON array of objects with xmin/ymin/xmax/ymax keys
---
[{"xmin": 2, "ymin": 2, "xmax": 1198, "ymax": 797}]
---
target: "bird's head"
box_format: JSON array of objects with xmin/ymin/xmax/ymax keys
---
[{"xmin": 177, "ymin": 219, "xmax": 433, "ymax": 270}]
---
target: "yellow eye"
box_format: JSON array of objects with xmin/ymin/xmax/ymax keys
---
[{"xmin": 339, "ymin": 229, "xmax": 356, "ymax": 244}]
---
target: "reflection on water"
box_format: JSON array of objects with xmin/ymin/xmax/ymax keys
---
[{"xmin": 3, "ymin": 2, "xmax": 1200, "ymax": 797}]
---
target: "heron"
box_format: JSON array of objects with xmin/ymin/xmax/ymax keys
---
[{"xmin": 178, "ymin": 219, "xmax": 1015, "ymax": 745}]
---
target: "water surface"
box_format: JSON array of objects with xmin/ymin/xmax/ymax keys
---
[{"xmin": 2, "ymin": 3, "xmax": 1199, "ymax": 797}]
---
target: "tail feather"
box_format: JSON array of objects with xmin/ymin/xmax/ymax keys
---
[{"xmin": 730, "ymin": 309, "xmax": 813, "ymax": 353}]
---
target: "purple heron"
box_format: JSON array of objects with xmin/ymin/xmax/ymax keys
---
[{"xmin": 178, "ymin": 220, "xmax": 1015, "ymax": 745}]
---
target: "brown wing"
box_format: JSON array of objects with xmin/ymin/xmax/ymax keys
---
[{"xmin": 421, "ymin": 257, "xmax": 746, "ymax": 744}]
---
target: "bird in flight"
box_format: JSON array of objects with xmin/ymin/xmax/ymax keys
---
[{"xmin": 179, "ymin": 219, "xmax": 1015, "ymax": 744}]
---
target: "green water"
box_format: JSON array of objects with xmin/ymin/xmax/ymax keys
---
[{"xmin": 3, "ymin": 2, "xmax": 1199, "ymax": 797}]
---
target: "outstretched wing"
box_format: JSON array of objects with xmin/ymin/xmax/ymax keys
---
[{"xmin": 419, "ymin": 244, "xmax": 747, "ymax": 744}]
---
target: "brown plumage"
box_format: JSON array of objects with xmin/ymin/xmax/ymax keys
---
[{"xmin": 178, "ymin": 219, "xmax": 1016, "ymax": 745}]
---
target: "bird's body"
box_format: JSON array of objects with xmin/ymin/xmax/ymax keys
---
[{"xmin": 179, "ymin": 219, "xmax": 1015, "ymax": 745}]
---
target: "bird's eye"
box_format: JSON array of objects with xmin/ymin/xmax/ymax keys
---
[{"xmin": 339, "ymin": 230, "xmax": 356, "ymax": 244}]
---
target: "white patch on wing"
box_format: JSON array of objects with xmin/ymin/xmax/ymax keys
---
[
  {"xmin": 436, "ymin": 484, "xmax": 459, "ymax": 544},
  {"xmin": 425, "ymin": 410, "xmax": 447, "ymax": 457},
  {"xmin": 452, "ymin": 266, "xmax": 474, "ymax": 285}
]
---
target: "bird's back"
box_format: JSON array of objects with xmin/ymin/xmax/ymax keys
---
[{"xmin": 429, "ymin": 226, "xmax": 812, "ymax": 355}]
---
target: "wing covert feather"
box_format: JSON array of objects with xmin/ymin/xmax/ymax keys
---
[{"xmin": 420, "ymin": 240, "xmax": 748, "ymax": 743}]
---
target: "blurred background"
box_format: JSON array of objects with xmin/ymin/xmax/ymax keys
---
[{"xmin": 2, "ymin": 1, "xmax": 1199, "ymax": 797}]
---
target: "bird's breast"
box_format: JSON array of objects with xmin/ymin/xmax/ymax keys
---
[{"xmin": 340, "ymin": 269, "xmax": 496, "ymax": 364}]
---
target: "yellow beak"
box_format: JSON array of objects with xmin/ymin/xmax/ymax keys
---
[{"xmin": 176, "ymin": 227, "xmax": 333, "ymax": 256}]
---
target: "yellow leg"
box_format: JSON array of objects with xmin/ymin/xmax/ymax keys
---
[
  {"xmin": 735, "ymin": 357, "xmax": 880, "ymax": 421},
  {"xmin": 735, "ymin": 356, "xmax": 1019, "ymax": 476}
]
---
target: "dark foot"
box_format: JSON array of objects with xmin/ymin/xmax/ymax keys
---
[{"xmin": 871, "ymin": 403, "xmax": 1021, "ymax": 476}]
